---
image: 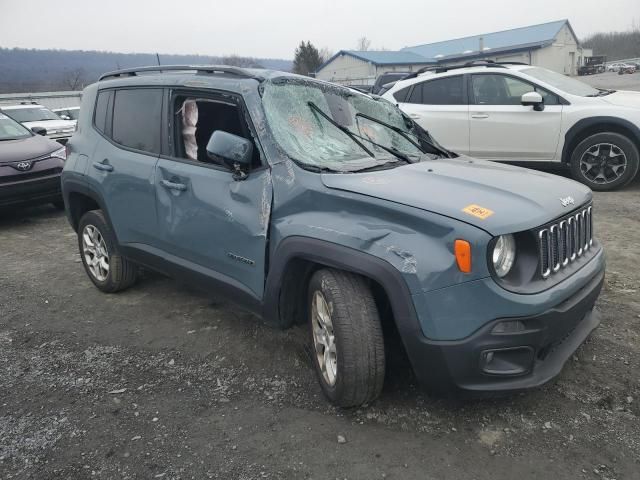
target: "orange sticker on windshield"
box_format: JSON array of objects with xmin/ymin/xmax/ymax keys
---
[{"xmin": 462, "ymin": 204, "xmax": 494, "ymax": 219}]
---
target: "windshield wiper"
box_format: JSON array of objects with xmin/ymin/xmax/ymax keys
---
[
  {"xmin": 308, "ymin": 101, "xmax": 414, "ymax": 164},
  {"xmin": 587, "ymin": 89, "xmax": 616, "ymax": 97},
  {"xmin": 307, "ymin": 101, "xmax": 374, "ymax": 157},
  {"xmin": 366, "ymin": 101, "xmax": 451, "ymax": 157},
  {"xmin": 355, "ymin": 112, "xmax": 424, "ymax": 151}
]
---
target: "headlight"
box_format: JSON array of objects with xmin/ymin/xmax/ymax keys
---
[
  {"xmin": 492, "ymin": 234, "xmax": 516, "ymax": 278},
  {"xmin": 50, "ymin": 147, "xmax": 67, "ymax": 161}
]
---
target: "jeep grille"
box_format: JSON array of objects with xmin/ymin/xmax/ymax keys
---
[{"xmin": 538, "ymin": 205, "xmax": 593, "ymax": 278}]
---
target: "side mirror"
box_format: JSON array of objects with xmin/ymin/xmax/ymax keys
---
[
  {"xmin": 31, "ymin": 126, "xmax": 47, "ymax": 136},
  {"xmin": 206, "ymin": 130, "xmax": 253, "ymax": 177},
  {"xmin": 521, "ymin": 91, "xmax": 544, "ymax": 111}
]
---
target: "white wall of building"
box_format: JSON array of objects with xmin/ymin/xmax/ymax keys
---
[
  {"xmin": 315, "ymin": 54, "xmax": 374, "ymax": 84},
  {"xmin": 316, "ymin": 56, "xmax": 432, "ymax": 85}
]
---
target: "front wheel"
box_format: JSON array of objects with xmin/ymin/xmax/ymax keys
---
[
  {"xmin": 569, "ymin": 132, "xmax": 639, "ymax": 191},
  {"xmin": 308, "ymin": 269, "xmax": 385, "ymax": 407},
  {"xmin": 77, "ymin": 210, "xmax": 137, "ymax": 293}
]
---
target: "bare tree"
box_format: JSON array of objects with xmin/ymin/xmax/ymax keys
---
[
  {"xmin": 60, "ymin": 68, "xmax": 86, "ymax": 91},
  {"xmin": 355, "ymin": 37, "xmax": 372, "ymax": 51},
  {"xmin": 318, "ymin": 47, "xmax": 333, "ymax": 63}
]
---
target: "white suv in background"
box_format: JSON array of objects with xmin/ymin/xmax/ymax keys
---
[
  {"xmin": 0, "ymin": 104, "xmax": 76, "ymax": 144},
  {"xmin": 382, "ymin": 61, "xmax": 640, "ymax": 191}
]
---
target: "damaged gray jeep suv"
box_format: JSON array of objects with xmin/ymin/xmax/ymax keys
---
[{"xmin": 61, "ymin": 66, "xmax": 605, "ymax": 407}]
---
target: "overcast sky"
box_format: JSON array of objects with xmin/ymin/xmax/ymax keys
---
[{"xmin": 1, "ymin": 0, "xmax": 638, "ymax": 59}]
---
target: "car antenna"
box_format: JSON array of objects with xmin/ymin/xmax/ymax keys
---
[{"xmin": 156, "ymin": 53, "xmax": 161, "ymax": 66}]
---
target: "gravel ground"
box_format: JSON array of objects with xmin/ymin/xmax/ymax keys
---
[
  {"xmin": 580, "ymin": 71, "xmax": 640, "ymax": 92},
  {"xmin": 1, "ymin": 179, "xmax": 639, "ymax": 479}
]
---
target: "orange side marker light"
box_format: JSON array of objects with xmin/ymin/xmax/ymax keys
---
[{"xmin": 454, "ymin": 239, "xmax": 472, "ymax": 273}]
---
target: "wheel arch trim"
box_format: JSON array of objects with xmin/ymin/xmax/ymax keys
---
[
  {"xmin": 263, "ymin": 236, "xmax": 419, "ymax": 333},
  {"xmin": 562, "ymin": 116, "xmax": 640, "ymax": 163}
]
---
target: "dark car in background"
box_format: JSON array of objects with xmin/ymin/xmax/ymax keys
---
[
  {"xmin": 0, "ymin": 112, "xmax": 67, "ymax": 209},
  {"xmin": 372, "ymin": 71, "xmax": 411, "ymax": 95}
]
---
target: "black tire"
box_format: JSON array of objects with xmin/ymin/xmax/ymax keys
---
[
  {"xmin": 569, "ymin": 132, "xmax": 639, "ymax": 191},
  {"xmin": 77, "ymin": 210, "xmax": 137, "ymax": 293},
  {"xmin": 307, "ymin": 268, "xmax": 385, "ymax": 407}
]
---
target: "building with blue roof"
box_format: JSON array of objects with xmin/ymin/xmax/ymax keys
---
[{"xmin": 316, "ymin": 20, "xmax": 592, "ymax": 86}]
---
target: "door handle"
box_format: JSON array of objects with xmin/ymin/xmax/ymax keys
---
[
  {"xmin": 471, "ymin": 113, "xmax": 489, "ymax": 119},
  {"xmin": 92, "ymin": 161, "xmax": 113, "ymax": 172},
  {"xmin": 409, "ymin": 114, "xmax": 421, "ymax": 119},
  {"xmin": 160, "ymin": 179, "xmax": 187, "ymax": 192}
]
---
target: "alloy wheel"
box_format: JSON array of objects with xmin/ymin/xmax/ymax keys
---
[
  {"xmin": 82, "ymin": 224, "xmax": 110, "ymax": 281},
  {"xmin": 580, "ymin": 143, "xmax": 627, "ymax": 184},
  {"xmin": 311, "ymin": 290, "xmax": 338, "ymax": 387}
]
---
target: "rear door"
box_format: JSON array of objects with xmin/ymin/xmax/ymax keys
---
[
  {"xmin": 396, "ymin": 75, "xmax": 469, "ymax": 154},
  {"xmin": 154, "ymin": 89, "xmax": 271, "ymax": 299},
  {"xmin": 88, "ymin": 88, "xmax": 162, "ymax": 246},
  {"xmin": 468, "ymin": 73, "xmax": 563, "ymax": 161}
]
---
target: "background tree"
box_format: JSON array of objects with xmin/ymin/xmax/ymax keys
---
[
  {"xmin": 60, "ymin": 67, "xmax": 86, "ymax": 91},
  {"xmin": 355, "ymin": 37, "xmax": 371, "ymax": 51},
  {"xmin": 318, "ymin": 47, "xmax": 333, "ymax": 64},
  {"xmin": 292, "ymin": 41, "xmax": 323, "ymax": 76},
  {"xmin": 222, "ymin": 54, "xmax": 264, "ymax": 68},
  {"xmin": 582, "ymin": 27, "xmax": 640, "ymax": 61}
]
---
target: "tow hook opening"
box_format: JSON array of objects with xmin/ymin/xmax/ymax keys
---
[{"xmin": 481, "ymin": 346, "xmax": 534, "ymax": 376}]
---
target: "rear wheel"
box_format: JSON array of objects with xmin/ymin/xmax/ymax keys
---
[
  {"xmin": 569, "ymin": 132, "xmax": 639, "ymax": 191},
  {"xmin": 308, "ymin": 269, "xmax": 385, "ymax": 407},
  {"xmin": 78, "ymin": 210, "xmax": 137, "ymax": 293}
]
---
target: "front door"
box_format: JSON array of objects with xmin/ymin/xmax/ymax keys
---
[
  {"xmin": 468, "ymin": 73, "xmax": 563, "ymax": 162},
  {"xmin": 155, "ymin": 91, "xmax": 271, "ymax": 298}
]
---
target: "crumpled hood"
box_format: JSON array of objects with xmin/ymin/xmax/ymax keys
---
[
  {"xmin": 321, "ymin": 157, "xmax": 592, "ymax": 235},
  {"xmin": 600, "ymin": 90, "xmax": 640, "ymax": 109},
  {"xmin": 0, "ymin": 134, "xmax": 62, "ymax": 164}
]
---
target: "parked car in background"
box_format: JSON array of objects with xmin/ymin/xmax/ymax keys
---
[
  {"xmin": 0, "ymin": 104, "xmax": 76, "ymax": 144},
  {"xmin": 617, "ymin": 64, "xmax": 636, "ymax": 75},
  {"xmin": 62, "ymin": 65, "xmax": 604, "ymax": 407},
  {"xmin": 52, "ymin": 106, "xmax": 81, "ymax": 122},
  {"xmin": 371, "ymin": 71, "xmax": 411, "ymax": 95},
  {"xmin": 608, "ymin": 62, "xmax": 636, "ymax": 73},
  {"xmin": 578, "ymin": 55, "xmax": 606, "ymax": 75},
  {"xmin": 383, "ymin": 60, "xmax": 640, "ymax": 191},
  {"xmin": 0, "ymin": 112, "xmax": 67, "ymax": 209}
]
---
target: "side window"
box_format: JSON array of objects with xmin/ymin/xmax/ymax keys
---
[
  {"xmin": 406, "ymin": 76, "xmax": 464, "ymax": 105},
  {"xmin": 393, "ymin": 86, "xmax": 411, "ymax": 102},
  {"xmin": 172, "ymin": 95, "xmax": 261, "ymax": 168},
  {"xmin": 111, "ymin": 89, "xmax": 162, "ymax": 154},
  {"xmin": 93, "ymin": 91, "xmax": 111, "ymax": 134},
  {"xmin": 472, "ymin": 74, "xmax": 560, "ymax": 106}
]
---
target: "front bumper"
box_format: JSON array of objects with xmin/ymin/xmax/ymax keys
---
[
  {"xmin": 401, "ymin": 250, "xmax": 605, "ymax": 392},
  {"xmin": 0, "ymin": 164, "xmax": 63, "ymax": 208}
]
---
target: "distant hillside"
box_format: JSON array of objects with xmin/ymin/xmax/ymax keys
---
[
  {"xmin": 582, "ymin": 29, "xmax": 640, "ymax": 61},
  {"xmin": 0, "ymin": 48, "xmax": 293, "ymax": 93}
]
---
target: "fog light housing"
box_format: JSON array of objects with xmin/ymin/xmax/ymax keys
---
[{"xmin": 480, "ymin": 346, "xmax": 534, "ymax": 375}]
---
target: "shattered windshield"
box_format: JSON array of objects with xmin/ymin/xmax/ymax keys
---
[{"xmin": 262, "ymin": 78, "xmax": 437, "ymax": 172}]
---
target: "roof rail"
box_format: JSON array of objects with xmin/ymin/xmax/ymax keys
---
[
  {"xmin": 402, "ymin": 59, "xmax": 531, "ymax": 80},
  {"xmin": 98, "ymin": 65, "xmax": 264, "ymax": 82}
]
